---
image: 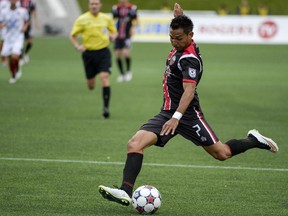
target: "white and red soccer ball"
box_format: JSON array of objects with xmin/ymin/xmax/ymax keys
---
[{"xmin": 132, "ymin": 185, "xmax": 162, "ymax": 214}]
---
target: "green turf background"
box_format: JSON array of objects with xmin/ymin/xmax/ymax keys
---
[
  {"xmin": 0, "ymin": 38, "xmax": 288, "ymax": 215},
  {"xmin": 77, "ymin": 0, "xmax": 288, "ymax": 15}
]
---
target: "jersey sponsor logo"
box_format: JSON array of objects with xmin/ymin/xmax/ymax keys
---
[
  {"xmin": 164, "ymin": 65, "xmax": 172, "ymax": 77},
  {"xmin": 169, "ymin": 55, "xmax": 176, "ymax": 65},
  {"xmin": 188, "ymin": 68, "xmax": 197, "ymax": 78}
]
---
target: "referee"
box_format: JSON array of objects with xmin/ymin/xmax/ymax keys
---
[{"xmin": 70, "ymin": 0, "xmax": 117, "ymax": 118}]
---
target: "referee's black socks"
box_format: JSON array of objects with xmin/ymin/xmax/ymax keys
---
[{"xmin": 102, "ymin": 86, "xmax": 110, "ymax": 109}]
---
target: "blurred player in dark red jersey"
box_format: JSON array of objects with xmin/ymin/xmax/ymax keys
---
[{"xmin": 112, "ymin": 0, "xmax": 137, "ymax": 82}]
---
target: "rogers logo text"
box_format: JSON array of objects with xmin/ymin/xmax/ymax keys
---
[{"xmin": 258, "ymin": 21, "xmax": 278, "ymax": 39}]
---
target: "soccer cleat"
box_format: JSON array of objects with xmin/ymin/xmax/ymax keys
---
[
  {"xmin": 20, "ymin": 54, "xmax": 30, "ymax": 66},
  {"xmin": 125, "ymin": 71, "xmax": 132, "ymax": 82},
  {"xmin": 23, "ymin": 54, "xmax": 30, "ymax": 64},
  {"xmin": 117, "ymin": 75, "xmax": 125, "ymax": 83},
  {"xmin": 16, "ymin": 70, "xmax": 22, "ymax": 80},
  {"xmin": 9, "ymin": 77, "xmax": 17, "ymax": 84},
  {"xmin": 247, "ymin": 129, "xmax": 279, "ymax": 153},
  {"xmin": 102, "ymin": 107, "xmax": 110, "ymax": 119},
  {"xmin": 98, "ymin": 185, "xmax": 131, "ymax": 206}
]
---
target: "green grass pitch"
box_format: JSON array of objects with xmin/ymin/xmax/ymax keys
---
[{"xmin": 0, "ymin": 37, "xmax": 288, "ymax": 215}]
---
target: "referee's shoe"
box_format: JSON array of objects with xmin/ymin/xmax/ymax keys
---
[
  {"xmin": 248, "ymin": 129, "xmax": 279, "ymax": 153},
  {"xmin": 98, "ymin": 185, "xmax": 131, "ymax": 206}
]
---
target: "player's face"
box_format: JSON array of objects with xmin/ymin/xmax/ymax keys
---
[
  {"xmin": 10, "ymin": 0, "xmax": 18, "ymax": 6},
  {"xmin": 89, "ymin": 0, "xmax": 102, "ymax": 15},
  {"xmin": 169, "ymin": 28, "xmax": 193, "ymax": 51}
]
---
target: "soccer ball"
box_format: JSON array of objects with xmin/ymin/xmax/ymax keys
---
[{"xmin": 132, "ymin": 185, "xmax": 162, "ymax": 214}]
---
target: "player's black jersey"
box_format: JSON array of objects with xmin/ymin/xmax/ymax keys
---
[
  {"xmin": 112, "ymin": 3, "xmax": 137, "ymax": 39},
  {"xmin": 161, "ymin": 40, "xmax": 203, "ymax": 115}
]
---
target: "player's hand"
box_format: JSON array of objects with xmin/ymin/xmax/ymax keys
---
[
  {"xmin": 0, "ymin": 23, "xmax": 5, "ymax": 29},
  {"xmin": 109, "ymin": 33, "xmax": 117, "ymax": 42},
  {"xmin": 75, "ymin": 44, "xmax": 85, "ymax": 52},
  {"xmin": 174, "ymin": 3, "xmax": 183, "ymax": 17},
  {"xmin": 160, "ymin": 118, "xmax": 179, "ymax": 136}
]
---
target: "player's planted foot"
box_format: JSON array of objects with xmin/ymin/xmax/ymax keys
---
[
  {"xmin": 16, "ymin": 70, "xmax": 22, "ymax": 80},
  {"xmin": 9, "ymin": 77, "xmax": 16, "ymax": 84},
  {"xmin": 102, "ymin": 107, "xmax": 110, "ymax": 119},
  {"xmin": 117, "ymin": 75, "xmax": 125, "ymax": 83},
  {"xmin": 248, "ymin": 129, "xmax": 279, "ymax": 153},
  {"xmin": 125, "ymin": 71, "xmax": 132, "ymax": 81},
  {"xmin": 98, "ymin": 185, "xmax": 131, "ymax": 206}
]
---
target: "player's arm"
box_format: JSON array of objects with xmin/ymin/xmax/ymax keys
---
[
  {"xmin": 108, "ymin": 17, "xmax": 118, "ymax": 42},
  {"xmin": 160, "ymin": 57, "xmax": 200, "ymax": 136},
  {"xmin": 31, "ymin": 5, "xmax": 39, "ymax": 29},
  {"xmin": 174, "ymin": 3, "xmax": 184, "ymax": 17},
  {"xmin": 70, "ymin": 20, "xmax": 85, "ymax": 52},
  {"xmin": 176, "ymin": 81, "xmax": 196, "ymax": 114},
  {"xmin": 160, "ymin": 82, "xmax": 196, "ymax": 136},
  {"xmin": 129, "ymin": 18, "xmax": 137, "ymax": 37},
  {"xmin": 129, "ymin": 5, "xmax": 138, "ymax": 37},
  {"xmin": 21, "ymin": 20, "xmax": 30, "ymax": 33},
  {"xmin": 109, "ymin": 31, "xmax": 118, "ymax": 42},
  {"xmin": 0, "ymin": 22, "xmax": 5, "ymax": 29},
  {"xmin": 70, "ymin": 34, "xmax": 85, "ymax": 52}
]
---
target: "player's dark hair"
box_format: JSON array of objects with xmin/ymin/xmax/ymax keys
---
[{"xmin": 170, "ymin": 15, "xmax": 194, "ymax": 34}]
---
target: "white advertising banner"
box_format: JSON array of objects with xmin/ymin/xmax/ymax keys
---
[{"xmin": 134, "ymin": 12, "xmax": 288, "ymax": 44}]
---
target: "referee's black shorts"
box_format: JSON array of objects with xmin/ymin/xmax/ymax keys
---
[
  {"xmin": 139, "ymin": 107, "xmax": 219, "ymax": 147},
  {"xmin": 82, "ymin": 47, "xmax": 112, "ymax": 79}
]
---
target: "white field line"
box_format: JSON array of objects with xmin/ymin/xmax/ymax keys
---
[{"xmin": 0, "ymin": 157, "xmax": 287, "ymax": 172}]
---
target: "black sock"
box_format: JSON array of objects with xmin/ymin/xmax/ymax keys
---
[
  {"xmin": 226, "ymin": 137, "xmax": 259, "ymax": 156},
  {"xmin": 25, "ymin": 43, "xmax": 32, "ymax": 54},
  {"xmin": 117, "ymin": 58, "xmax": 124, "ymax": 75},
  {"xmin": 125, "ymin": 57, "xmax": 131, "ymax": 72},
  {"xmin": 121, "ymin": 153, "xmax": 143, "ymax": 197},
  {"xmin": 102, "ymin": 86, "xmax": 110, "ymax": 108}
]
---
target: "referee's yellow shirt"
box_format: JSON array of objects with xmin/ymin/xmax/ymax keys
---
[{"xmin": 71, "ymin": 12, "xmax": 117, "ymax": 50}]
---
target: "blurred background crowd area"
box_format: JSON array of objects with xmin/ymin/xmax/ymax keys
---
[
  {"xmin": 31, "ymin": 0, "xmax": 287, "ymax": 37},
  {"xmin": 77, "ymin": 0, "xmax": 287, "ymax": 16}
]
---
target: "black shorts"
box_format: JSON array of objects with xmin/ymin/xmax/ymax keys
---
[
  {"xmin": 114, "ymin": 38, "xmax": 132, "ymax": 50},
  {"xmin": 82, "ymin": 48, "xmax": 112, "ymax": 79},
  {"xmin": 140, "ymin": 107, "xmax": 219, "ymax": 147}
]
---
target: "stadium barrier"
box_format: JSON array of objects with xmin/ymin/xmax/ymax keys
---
[{"xmin": 134, "ymin": 11, "xmax": 288, "ymax": 44}]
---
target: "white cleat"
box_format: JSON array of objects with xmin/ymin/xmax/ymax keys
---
[
  {"xmin": 16, "ymin": 70, "xmax": 22, "ymax": 80},
  {"xmin": 248, "ymin": 129, "xmax": 279, "ymax": 153},
  {"xmin": 98, "ymin": 185, "xmax": 131, "ymax": 206},
  {"xmin": 9, "ymin": 77, "xmax": 17, "ymax": 84},
  {"xmin": 117, "ymin": 75, "xmax": 125, "ymax": 83},
  {"xmin": 125, "ymin": 71, "xmax": 132, "ymax": 82},
  {"xmin": 23, "ymin": 54, "xmax": 30, "ymax": 64},
  {"xmin": 20, "ymin": 54, "xmax": 30, "ymax": 66}
]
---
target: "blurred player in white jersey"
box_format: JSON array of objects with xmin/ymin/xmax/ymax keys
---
[
  {"xmin": 0, "ymin": 0, "xmax": 29, "ymax": 83},
  {"xmin": 0, "ymin": 0, "xmax": 10, "ymax": 66}
]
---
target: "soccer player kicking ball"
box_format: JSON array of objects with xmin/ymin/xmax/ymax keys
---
[{"xmin": 98, "ymin": 3, "xmax": 279, "ymax": 206}]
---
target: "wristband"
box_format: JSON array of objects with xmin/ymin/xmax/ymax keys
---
[{"xmin": 172, "ymin": 111, "xmax": 183, "ymax": 120}]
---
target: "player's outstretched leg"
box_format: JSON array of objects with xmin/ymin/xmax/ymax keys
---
[
  {"xmin": 98, "ymin": 185, "xmax": 131, "ymax": 206},
  {"xmin": 248, "ymin": 129, "xmax": 279, "ymax": 153}
]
